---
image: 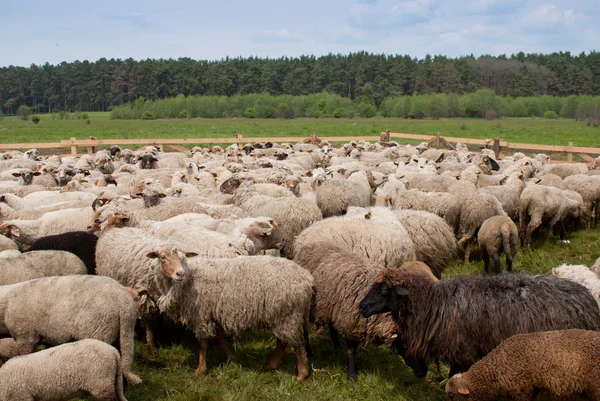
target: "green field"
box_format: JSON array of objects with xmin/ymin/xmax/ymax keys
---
[
  {"xmin": 1, "ymin": 113, "xmax": 600, "ymax": 149},
  {"xmin": 2, "ymin": 114, "xmax": 600, "ymax": 400}
]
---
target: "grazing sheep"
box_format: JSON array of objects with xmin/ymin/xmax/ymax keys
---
[
  {"xmin": 149, "ymin": 250, "xmax": 313, "ymax": 381},
  {"xmin": 0, "ymin": 275, "xmax": 141, "ymax": 384},
  {"xmin": 562, "ymin": 174, "xmax": 600, "ymax": 231},
  {"xmin": 446, "ymin": 330, "xmax": 600, "ymax": 401},
  {"xmin": 477, "ymin": 215, "xmax": 519, "ymax": 274},
  {"xmin": 220, "ymin": 178, "xmax": 322, "ymax": 256},
  {"xmin": 293, "ymin": 244, "xmax": 417, "ymax": 380},
  {"xmin": 458, "ymin": 193, "xmax": 505, "ymax": 263},
  {"xmin": 25, "ymin": 231, "xmax": 98, "ymax": 274},
  {"xmin": 359, "ymin": 267, "xmax": 600, "ymax": 377},
  {"xmin": 0, "ymin": 339, "xmax": 127, "ymax": 401},
  {"xmin": 293, "ymin": 215, "xmax": 415, "ymax": 269},
  {"xmin": 0, "ymin": 250, "xmax": 87, "ymax": 285},
  {"xmin": 552, "ymin": 264, "xmax": 600, "ymax": 309}
]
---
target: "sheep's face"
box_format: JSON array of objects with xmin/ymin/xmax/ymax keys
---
[
  {"xmin": 139, "ymin": 154, "xmax": 158, "ymax": 169},
  {"xmin": 359, "ymin": 282, "xmax": 408, "ymax": 318},
  {"xmin": 219, "ymin": 177, "xmax": 243, "ymax": 194},
  {"xmin": 147, "ymin": 248, "xmax": 197, "ymax": 282},
  {"xmin": 283, "ymin": 178, "xmax": 302, "ymax": 194},
  {"xmin": 445, "ymin": 374, "xmax": 471, "ymax": 399},
  {"xmin": 245, "ymin": 220, "xmax": 284, "ymax": 252},
  {"xmin": 139, "ymin": 188, "xmax": 166, "ymax": 208},
  {"xmin": 243, "ymin": 144, "xmax": 254, "ymax": 155},
  {"xmin": 12, "ymin": 170, "xmax": 41, "ymax": 185}
]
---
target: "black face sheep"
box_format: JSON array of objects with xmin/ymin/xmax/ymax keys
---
[
  {"xmin": 446, "ymin": 330, "xmax": 600, "ymax": 401},
  {"xmin": 293, "ymin": 244, "xmax": 431, "ymax": 380},
  {"xmin": 0, "ymin": 275, "xmax": 142, "ymax": 385},
  {"xmin": 148, "ymin": 250, "xmax": 314, "ymax": 381},
  {"xmin": 359, "ymin": 266, "xmax": 600, "ymax": 378},
  {"xmin": 25, "ymin": 231, "xmax": 98, "ymax": 274},
  {"xmin": 0, "ymin": 250, "xmax": 87, "ymax": 285},
  {"xmin": 0, "ymin": 339, "xmax": 127, "ymax": 401},
  {"xmin": 477, "ymin": 215, "xmax": 518, "ymax": 274}
]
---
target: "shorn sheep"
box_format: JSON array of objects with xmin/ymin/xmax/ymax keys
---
[
  {"xmin": 0, "ymin": 339, "xmax": 127, "ymax": 401},
  {"xmin": 446, "ymin": 330, "xmax": 600, "ymax": 401},
  {"xmin": 147, "ymin": 249, "xmax": 314, "ymax": 381},
  {"xmin": 359, "ymin": 266, "xmax": 600, "ymax": 377},
  {"xmin": 0, "ymin": 275, "xmax": 142, "ymax": 385},
  {"xmin": 477, "ymin": 215, "xmax": 518, "ymax": 274}
]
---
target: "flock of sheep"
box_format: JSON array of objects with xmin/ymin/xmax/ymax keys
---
[{"xmin": 0, "ymin": 138, "xmax": 600, "ymax": 400}]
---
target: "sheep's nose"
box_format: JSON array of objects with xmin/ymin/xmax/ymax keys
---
[{"xmin": 175, "ymin": 270, "xmax": 185, "ymax": 279}]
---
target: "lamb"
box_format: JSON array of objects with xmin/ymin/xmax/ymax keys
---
[
  {"xmin": 293, "ymin": 216, "xmax": 415, "ymax": 268},
  {"xmin": 446, "ymin": 330, "xmax": 600, "ymax": 401},
  {"xmin": 457, "ymin": 193, "xmax": 505, "ymax": 263},
  {"xmin": 0, "ymin": 275, "xmax": 141, "ymax": 385},
  {"xmin": 220, "ymin": 178, "xmax": 322, "ymax": 256},
  {"xmin": 552, "ymin": 264, "xmax": 600, "ymax": 309},
  {"xmin": 148, "ymin": 250, "xmax": 313, "ymax": 381},
  {"xmin": 0, "ymin": 339, "xmax": 128, "ymax": 401},
  {"xmin": 25, "ymin": 231, "xmax": 98, "ymax": 274},
  {"xmin": 0, "ymin": 250, "xmax": 87, "ymax": 285},
  {"xmin": 477, "ymin": 215, "xmax": 519, "ymax": 274},
  {"xmin": 293, "ymin": 244, "xmax": 427, "ymax": 380},
  {"xmin": 359, "ymin": 267, "xmax": 600, "ymax": 377}
]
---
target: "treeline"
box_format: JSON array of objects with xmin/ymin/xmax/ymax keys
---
[
  {"xmin": 2, "ymin": 51, "xmax": 600, "ymax": 115},
  {"xmin": 111, "ymin": 91, "xmax": 600, "ymax": 124}
]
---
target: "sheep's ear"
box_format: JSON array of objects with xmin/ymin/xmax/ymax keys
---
[
  {"xmin": 159, "ymin": 193, "xmax": 167, "ymax": 198},
  {"xmin": 121, "ymin": 217, "xmax": 130, "ymax": 224},
  {"xmin": 371, "ymin": 194, "xmax": 377, "ymax": 200},
  {"xmin": 146, "ymin": 251, "xmax": 159, "ymax": 259},
  {"xmin": 185, "ymin": 252, "xmax": 198, "ymax": 258},
  {"xmin": 33, "ymin": 172, "xmax": 42, "ymax": 176},
  {"xmin": 11, "ymin": 173, "xmax": 21, "ymax": 177},
  {"xmin": 457, "ymin": 385, "xmax": 470, "ymax": 395},
  {"xmin": 364, "ymin": 212, "xmax": 372, "ymax": 219},
  {"xmin": 135, "ymin": 192, "xmax": 143, "ymax": 198},
  {"xmin": 384, "ymin": 195, "xmax": 391, "ymax": 203},
  {"xmin": 395, "ymin": 287, "xmax": 409, "ymax": 296},
  {"xmin": 9, "ymin": 225, "xmax": 20, "ymax": 238},
  {"xmin": 499, "ymin": 176, "xmax": 508, "ymax": 185}
]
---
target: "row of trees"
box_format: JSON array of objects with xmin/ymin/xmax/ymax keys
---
[
  {"xmin": 110, "ymin": 91, "xmax": 600, "ymax": 124},
  {"xmin": 2, "ymin": 51, "xmax": 599, "ymax": 115}
]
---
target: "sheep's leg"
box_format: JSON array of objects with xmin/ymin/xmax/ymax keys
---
[
  {"xmin": 294, "ymin": 345, "xmax": 310, "ymax": 382},
  {"xmin": 304, "ymin": 329, "xmax": 313, "ymax": 358},
  {"xmin": 506, "ymin": 254, "xmax": 513, "ymax": 272},
  {"xmin": 120, "ymin": 313, "xmax": 142, "ymax": 385},
  {"xmin": 264, "ymin": 339, "xmax": 286, "ymax": 372},
  {"xmin": 464, "ymin": 240, "xmax": 472, "ymax": 264},
  {"xmin": 216, "ymin": 329, "xmax": 235, "ymax": 362},
  {"xmin": 193, "ymin": 339, "xmax": 209, "ymax": 376},
  {"xmin": 145, "ymin": 323, "xmax": 158, "ymax": 359},
  {"xmin": 526, "ymin": 214, "xmax": 542, "ymax": 249},
  {"xmin": 481, "ymin": 249, "xmax": 490, "ymax": 274},
  {"xmin": 346, "ymin": 339, "xmax": 359, "ymax": 381},
  {"xmin": 491, "ymin": 253, "xmax": 501, "ymax": 274},
  {"xmin": 329, "ymin": 325, "xmax": 341, "ymax": 350}
]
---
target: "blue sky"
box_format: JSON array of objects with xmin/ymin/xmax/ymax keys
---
[{"xmin": 1, "ymin": 0, "xmax": 598, "ymax": 67}]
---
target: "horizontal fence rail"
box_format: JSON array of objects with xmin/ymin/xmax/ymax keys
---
[{"xmin": 0, "ymin": 131, "xmax": 597, "ymax": 163}]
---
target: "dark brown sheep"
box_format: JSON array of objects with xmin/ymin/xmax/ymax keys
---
[
  {"xmin": 446, "ymin": 330, "xmax": 600, "ymax": 401},
  {"xmin": 359, "ymin": 267, "xmax": 600, "ymax": 377}
]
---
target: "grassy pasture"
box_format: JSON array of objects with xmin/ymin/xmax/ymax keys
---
[{"xmin": 1, "ymin": 114, "xmax": 599, "ymax": 400}]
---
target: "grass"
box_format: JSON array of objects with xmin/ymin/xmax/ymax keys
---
[{"xmin": 3, "ymin": 114, "xmax": 599, "ymax": 400}]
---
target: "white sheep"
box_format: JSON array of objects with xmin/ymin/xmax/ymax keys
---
[{"xmin": 0, "ymin": 250, "xmax": 87, "ymax": 285}]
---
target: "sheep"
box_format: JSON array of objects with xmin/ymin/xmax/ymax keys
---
[
  {"xmin": 0, "ymin": 339, "xmax": 127, "ymax": 401},
  {"xmin": 0, "ymin": 191, "xmax": 96, "ymax": 210},
  {"xmin": 552, "ymin": 264, "xmax": 600, "ymax": 309},
  {"xmin": 542, "ymin": 162, "xmax": 587, "ymax": 178},
  {"xmin": 457, "ymin": 193, "xmax": 505, "ymax": 263},
  {"xmin": 562, "ymin": 174, "xmax": 600, "ymax": 230},
  {"xmin": 0, "ymin": 207, "xmax": 95, "ymax": 246},
  {"xmin": 0, "ymin": 235, "xmax": 17, "ymax": 252},
  {"xmin": 0, "ymin": 275, "xmax": 142, "ymax": 384},
  {"xmin": 148, "ymin": 250, "xmax": 313, "ymax": 381},
  {"xmin": 445, "ymin": 330, "xmax": 600, "ymax": 401},
  {"xmin": 0, "ymin": 250, "xmax": 87, "ymax": 285},
  {"xmin": 0, "ymin": 338, "xmax": 19, "ymax": 365},
  {"xmin": 220, "ymin": 178, "xmax": 322, "ymax": 256},
  {"xmin": 477, "ymin": 171, "xmax": 525, "ymax": 219},
  {"xmin": 536, "ymin": 172, "xmax": 563, "ymax": 188},
  {"xmin": 293, "ymin": 216, "xmax": 415, "ymax": 268},
  {"xmin": 359, "ymin": 267, "xmax": 600, "ymax": 378},
  {"xmin": 476, "ymin": 215, "xmax": 518, "ymax": 274},
  {"xmin": 314, "ymin": 170, "xmax": 374, "ymax": 217},
  {"xmin": 293, "ymin": 243, "xmax": 418, "ymax": 380},
  {"xmin": 10, "ymin": 169, "xmax": 41, "ymax": 186},
  {"xmin": 25, "ymin": 231, "xmax": 98, "ymax": 274}
]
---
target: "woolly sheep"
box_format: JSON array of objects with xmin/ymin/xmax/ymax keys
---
[
  {"xmin": 552, "ymin": 264, "xmax": 600, "ymax": 309},
  {"xmin": 0, "ymin": 250, "xmax": 87, "ymax": 285},
  {"xmin": 477, "ymin": 215, "xmax": 518, "ymax": 274},
  {"xmin": 0, "ymin": 339, "xmax": 127, "ymax": 401},
  {"xmin": 391, "ymin": 190, "xmax": 461, "ymax": 231},
  {"xmin": 25, "ymin": 231, "xmax": 98, "ymax": 274},
  {"xmin": 314, "ymin": 170, "xmax": 374, "ymax": 217},
  {"xmin": 477, "ymin": 171, "xmax": 525, "ymax": 219},
  {"xmin": 0, "ymin": 275, "xmax": 141, "ymax": 384},
  {"xmin": 149, "ymin": 251, "xmax": 313, "ymax": 381},
  {"xmin": 359, "ymin": 268, "xmax": 600, "ymax": 377},
  {"xmin": 293, "ymin": 216, "xmax": 415, "ymax": 268},
  {"xmin": 0, "ymin": 191, "xmax": 96, "ymax": 210},
  {"xmin": 446, "ymin": 330, "xmax": 600, "ymax": 401},
  {"xmin": 562, "ymin": 174, "xmax": 600, "ymax": 230},
  {"xmin": 458, "ymin": 193, "xmax": 505, "ymax": 263},
  {"xmin": 542, "ymin": 162, "xmax": 587, "ymax": 178},
  {"xmin": 0, "ymin": 235, "xmax": 17, "ymax": 252},
  {"xmin": 0, "ymin": 338, "xmax": 19, "ymax": 365}
]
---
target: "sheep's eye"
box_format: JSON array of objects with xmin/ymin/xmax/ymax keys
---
[
  {"xmin": 94, "ymin": 219, "xmax": 101, "ymax": 224},
  {"xmin": 380, "ymin": 287, "xmax": 389, "ymax": 296},
  {"xmin": 160, "ymin": 256, "xmax": 167, "ymax": 261}
]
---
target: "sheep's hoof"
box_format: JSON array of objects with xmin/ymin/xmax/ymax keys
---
[
  {"xmin": 147, "ymin": 346, "xmax": 158, "ymax": 359},
  {"xmin": 295, "ymin": 373, "xmax": 310, "ymax": 382},
  {"xmin": 347, "ymin": 373, "xmax": 357, "ymax": 382},
  {"xmin": 124, "ymin": 373, "xmax": 142, "ymax": 385},
  {"xmin": 193, "ymin": 367, "xmax": 207, "ymax": 376}
]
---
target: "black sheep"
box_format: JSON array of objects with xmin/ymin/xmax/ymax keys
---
[
  {"xmin": 359, "ymin": 268, "xmax": 600, "ymax": 378},
  {"xmin": 26, "ymin": 231, "xmax": 98, "ymax": 274}
]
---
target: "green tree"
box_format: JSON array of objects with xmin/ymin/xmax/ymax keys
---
[{"xmin": 17, "ymin": 105, "xmax": 32, "ymax": 120}]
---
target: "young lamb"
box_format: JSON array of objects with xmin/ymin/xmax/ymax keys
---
[
  {"xmin": 477, "ymin": 215, "xmax": 519, "ymax": 274},
  {"xmin": 0, "ymin": 339, "xmax": 127, "ymax": 401},
  {"xmin": 446, "ymin": 330, "xmax": 600, "ymax": 401},
  {"xmin": 359, "ymin": 267, "xmax": 600, "ymax": 378},
  {"xmin": 552, "ymin": 264, "xmax": 600, "ymax": 310},
  {"xmin": 148, "ymin": 250, "xmax": 313, "ymax": 381},
  {"xmin": 0, "ymin": 250, "xmax": 87, "ymax": 285},
  {"xmin": 0, "ymin": 275, "xmax": 142, "ymax": 385},
  {"xmin": 25, "ymin": 231, "xmax": 98, "ymax": 274}
]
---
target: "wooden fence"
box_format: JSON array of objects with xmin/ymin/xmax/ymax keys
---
[{"xmin": 0, "ymin": 132, "xmax": 597, "ymax": 163}]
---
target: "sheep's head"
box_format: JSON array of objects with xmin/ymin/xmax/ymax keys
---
[
  {"xmin": 445, "ymin": 374, "xmax": 471, "ymax": 399},
  {"xmin": 25, "ymin": 149, "xmax": 39, "ymax": 161},
  {"xmin": 0, "ymin": 224, "xmax": 20, "ymax": 240},
  {"xmin": 138, "ymin": 187, "xmax": 167, "ymax": 208},
  {"xmin": 139, "ymin": 154, "xmax": 158, "ymax": 170},
  {"xmin": 12, "ymin": 170, "xmax": 41, "ymax": 185},
  {"xmin": 219, "ymin": 177, "xmax": 243, "ymax": 194},
  {"xmin": 283, "ymin": 176, "xmax": 303, "ymax": 194},
  {"xmin": 146, "ymin": 247, "xmax": 197, "ymax": 282},
  {"xmin": 109, "ymin": 145, "xmax": 122, "ymax": 158},
  {"xmin": 244, "ymin": 219, "xmax": 284, "ymax": 252}
]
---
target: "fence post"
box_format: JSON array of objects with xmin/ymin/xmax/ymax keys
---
[
  {"xmin": 493, "ymin": 138, "xmax": 501, "ymax": 160},
  {"xmin": 310, "ymin": 134, "xmax": 317, "ymax": 145},
  {"xmin": 436, "ymin": 133, "xmax": 441, "ymax": 149},
  {"xmin": 236, "ymin": 133, "xmax": 243, "ymax": 148},
  {"xmin": 70, "ymin": 137, "xmax": 77, "ymax": 155},
  {"xmin": 568, "ymin": 142, "xmax": 574, "ymax": 162}
]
